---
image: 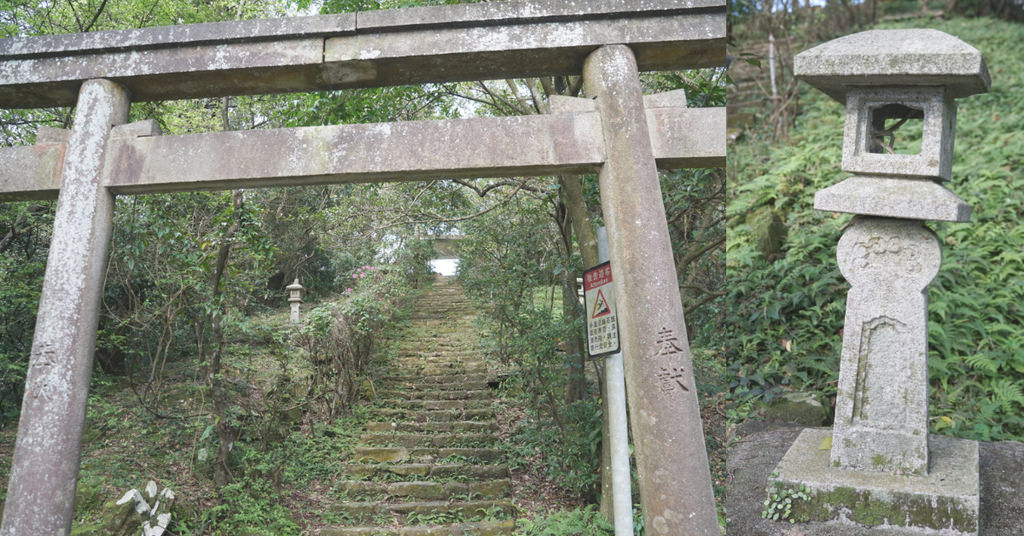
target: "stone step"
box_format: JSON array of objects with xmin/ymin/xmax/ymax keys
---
[
  {"xmin": 383, "ymin": 380, "xmax": 491, "ymax": 392},
  {"xmin": 391, "ymin": 357, "xmax": 486, "ymax": 365},
  {"xmin": 391, "ymin": 357, "xmax": 484, "ymax": 366},
  {"xmin": 377, "ymin": 399, "xmax": 492, "ymax": 411},
  {"xmin": 329, "ymin": 499, "xmax": 515, "ymax": 524},
  {"xmin": 373, "ymin": 408, "xmax": 494, "ymax": 422},
  {"xmin": 366, "ymin": 421, "xmax": 497, "ymax": 433},
  {"xmin": 320, "ymin": 519, "xmax": 515, "ymax": 536},
  {"xmin": 409, "ymin": 313, "xmax": 474, "ymax": 320},
  {"xmin": 397, "ymin": 342, "xmax": 477, "ymax": 349},
  {"xmin": 341, "ymin": 463, "xmax": 509, "ymax": 481},
  {"xmin": 386, "ymin": 373, "xmax": 491, "ymax": 385},
  {"xmin": 353, "ymin": 447, "xmax": 504, "ymax": 464},
  {"xmin": 334, "ymin": 479, "xmax": 511, "ymax": 501},
  {"xmin": 419, "ymin": 364, "xmax": 488, "ymax": 375},
  {"xmin": 377, "ymin": 389, "xmax": 492, "ymax": 401},
  {"xmin": 392, "ymin": 353, "xmax": 481, "ymax": 361},
  {"xmin": 359, "ymin": 432, "xmax": 496, "ymax": 448},
  {"xmin": 390, "ymin": 363, "xmax": 486, "ymax": 373}
]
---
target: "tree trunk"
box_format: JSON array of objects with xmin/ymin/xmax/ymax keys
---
[{"xmin": 209, "ymin": 97, "xmax": 243, "ymax": 487}]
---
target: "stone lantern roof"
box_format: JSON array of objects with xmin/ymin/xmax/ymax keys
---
[
  {"xmin": 286, "ymin": 278, "xmax": 304, "ymax": 304},
  {"xmin": 794, "ymin": 29, "xmax": 991, "ymax": 102}
]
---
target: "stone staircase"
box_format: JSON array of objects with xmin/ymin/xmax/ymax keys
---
[{"xmin": 322, "ymin": 277, "xmax": 515, "ymax": 536}]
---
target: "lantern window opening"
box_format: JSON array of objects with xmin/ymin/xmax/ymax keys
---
[{"xmin": 868, "ymin": 103, "xmax": 924, "ymax": 156}]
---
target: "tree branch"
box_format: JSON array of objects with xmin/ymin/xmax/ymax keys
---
[
  {"xmin": 677, "ymin": 234, "xmax": 725, "ymax": 274},
  {"xmin": 83, "ymin": 0, "xmax": 108, "ymax": 33}
]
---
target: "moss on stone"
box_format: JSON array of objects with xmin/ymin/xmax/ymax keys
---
[
  {"xmin": 765, "ymin": 396, "xmax": 830, "ymax": 427},
  {"xmin": 776, "ymin": 481, "xmax": 978, "ymax": 533}
]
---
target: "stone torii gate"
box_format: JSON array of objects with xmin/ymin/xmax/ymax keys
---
[{"xmin": 0, "ymin": 1, "xmax": 725, "ymax": 534}]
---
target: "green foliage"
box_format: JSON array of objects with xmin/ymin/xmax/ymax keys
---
[
  {"xmin": 503, "ymin": 395, "xmax": 603, "ymax": 499},
  {"xmin": 516, "ymin": 505, "xmax": 614, "ymax": 535},
  {"xmin": 457, "ymin": 200, "xmax": 562, "ymax": 360},
  {"xmin": 199, "ymin": 477, "xmax": 302, "ymax": 535},
  {"xmin": 0, "ymin": 203, "xmax": 49, "ymax": 424},
  {"xmin": 294, "ymin": 267, "xmax": 408, "ymax": 416},
  {"xmin": 728, "ymin": 17, "xmax": 1024, "ymax": 441},
  {"xmin": 392, "ymin": 237, "xmax": 437, "ymax": 287},
  {"xmin": 762, "ymin": 482, "xmax": 810, "ymax": 523}
]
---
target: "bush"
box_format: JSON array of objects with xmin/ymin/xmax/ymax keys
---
[{"xmin": 293, "ymin": 267, "xmax": 407, "ymax": 417}]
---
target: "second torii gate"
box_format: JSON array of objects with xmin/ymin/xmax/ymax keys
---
[{"xmin": 0, "ymin": 1, "xmax": 726, "ymax": 534}]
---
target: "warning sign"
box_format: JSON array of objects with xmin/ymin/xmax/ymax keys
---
[
  {"xmin": 591, "ymin": 289, "xmax": 611, "ymax": 318},
  {"xmin": 584, "ymin": 261, "xmax": 620, "ymax": 357}
]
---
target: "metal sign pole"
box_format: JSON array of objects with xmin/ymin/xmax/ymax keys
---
[{"xmin": 597, "ymin": 227, "xmax": 634, "ymax": 536}]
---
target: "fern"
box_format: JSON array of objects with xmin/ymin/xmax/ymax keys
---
[
  {"xmin": 990, "ymin": 379, "xmax": 1024, "ymax": 413},
  {"xmin": 963, "ymin": 353, "xmax": 1000, "ymax": 374}
]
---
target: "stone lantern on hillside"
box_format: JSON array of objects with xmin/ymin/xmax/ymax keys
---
[
  {"xmin": 287, "ymin": 278, "xmax": 304, "ymax": 324},
  {"xmin": 767, "ymin": 29, "xmax": 990, "ymax": 535}
]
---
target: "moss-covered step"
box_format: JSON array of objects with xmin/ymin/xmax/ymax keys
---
[
  {"xmin": 375, "ymin": 399, "xmax": 491, "ymax": 411},
  {"xmin": 385, "ymin": 373, "xmax": 491, "ymax": 385},
  {"xmin": 353, "ymin": 447, "xmax": 504, "ymax": 464},
  {"xmin": 366, "ymin": 421, "xmax": 497, "ymax": 434},
  {"xmin": 383, "ymin": 380, "xmax": 491, "ymax": 392},
  {"xmin": 376, "ymin": 390, "xmax": 493, "ymax": 401},
  {"xmin": 340, "ymin": 463, "xmax": 509, "ymax": 481},
  {"xmin": 334, "ymin": 479, "xmax": 511, "ymax": 501},
  {"xmin": 329, "ymin": 499, "xmax": 515, "ymax": 524},
  {"xmin": 319, "ymin": 519, "xmax": 515, "ymax": 536},
  {"xmin": 417, "ymin": 364, "xmax": 489, "ymax": 376},
  {"xmin": 373, "ymin": 408, "xmax": 494, "ymax": 422},
  {"xmin": 359, "ymin": 432, "xmax": 497, "ymax": 448}
]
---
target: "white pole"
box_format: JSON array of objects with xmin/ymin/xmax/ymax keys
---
[
  {"xmin": 598, "ymin": 227, "xmax": 634, "ymax": 536},
  {"xmin": 769, "ymin": 33, "xmax": 778, "ymax": 101}
]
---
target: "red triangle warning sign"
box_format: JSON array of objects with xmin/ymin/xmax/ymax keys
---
[{"xmin": 591, "ymin": 289, "xmax": 611, "ymax": 318}]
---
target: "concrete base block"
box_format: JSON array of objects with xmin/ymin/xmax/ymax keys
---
[{"xmin": 770, "ymin": 428, "xmax": 979, "ymax": 535}]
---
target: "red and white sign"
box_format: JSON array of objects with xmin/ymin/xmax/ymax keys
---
[{"xmin": 584, "ymin": 261, "xmax": 620, "ymax": 357}]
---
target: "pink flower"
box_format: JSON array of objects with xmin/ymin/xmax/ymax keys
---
[{"xmin": 346, "ymin": 288, "xmax": 353, "ymax": 293}]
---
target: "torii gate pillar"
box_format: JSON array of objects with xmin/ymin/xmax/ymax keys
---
[
  {"xmin": 1, "ymin": 79, "xmax": 129, "ymax": 535},
  {"xmin": 585, "ymin": 45, "xmax": 719, "ymax": 535}
]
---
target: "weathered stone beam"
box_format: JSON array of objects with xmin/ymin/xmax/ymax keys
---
[
  {"xmin": 0, "ymin": 0, "xmax": 725, "ymax": 108},
  {"xmin": 0, "ymin": 105, "xmax": 725, "ymax": 200},
  {"xmin": 102, "ymin": 113, "xmax": 605, "ymax": 194},
  {"xmin": 0, "ymin": 143, "xmax": 65, "ymax": 201},
  {"xmin": 648, "ymin": 107, "xmax": 725, "ymax": 169}
]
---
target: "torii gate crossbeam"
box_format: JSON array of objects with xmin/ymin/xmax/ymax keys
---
[{"xmin": 0, "ymin": 1, "xmax": 726, "ymax": 535}]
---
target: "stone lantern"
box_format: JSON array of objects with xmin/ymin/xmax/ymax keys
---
[
  {"xmin": 286, "ymin": 278, "xmax": 304, "ymax": 324},
  {"xmin": 767, "ymin": 30, "xmax": 990, "ymax": 534}
]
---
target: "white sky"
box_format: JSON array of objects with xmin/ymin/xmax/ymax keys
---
[{"xmin": 429, "ymin": 258, "xmax": 459, "ymax": 276}]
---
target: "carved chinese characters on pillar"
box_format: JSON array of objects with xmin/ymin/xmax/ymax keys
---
[
  {"xmin": 26, "ymin": 342, "xmax": 57, "ymax": 402},
  {"xmin": 654, "ymin": 327, "xmax": 688, "ymax": 393}
]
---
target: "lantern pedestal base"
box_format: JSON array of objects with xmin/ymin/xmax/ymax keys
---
[{"xmin": 769, "ymin": 428, "xmax": 979, "ymax": 535}]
